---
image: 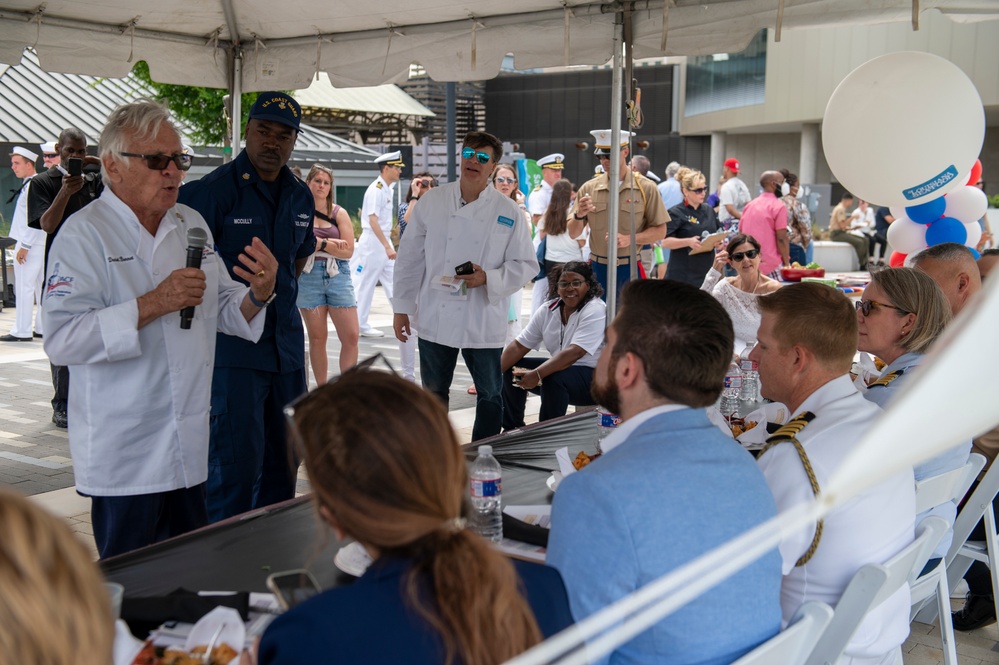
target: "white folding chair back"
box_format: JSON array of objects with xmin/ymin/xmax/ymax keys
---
[
  {"xmin": 730, "ymin": 601, "xmax": 833, "ymax": 665},
  {"xmin": 914, "ymin": 454, "xmax": 984, "ymax": 515},
  {"xmin": 803, "ymin": 517, "xmax": 948, "ymax": 665},
  {"xmin": 943, "ymin": 452, "xmax": 999, "ymax": 639},
  {"xmin": 908, "ymin": 454, "xmax": 984, "ymax": 665}
]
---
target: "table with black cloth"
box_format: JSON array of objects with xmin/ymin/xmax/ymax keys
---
[{"xmin": 101, "ymin": 409, "xmax": 602, "ymax": 598}]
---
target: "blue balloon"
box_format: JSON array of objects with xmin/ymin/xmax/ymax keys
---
[
  {"xmin": 906, "ymin": 197, "xmax": 947, "ymax": 225},
  {"xmin": 925, "ymin": 217, "xmax": 968, "ymax": 246},
  {"xmin": 970, "ymin": 248, "xmax": 981, "ymax": 260}
]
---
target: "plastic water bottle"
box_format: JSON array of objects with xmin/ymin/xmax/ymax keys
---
[
  {"xmin": 595, "ymin": 406, "xmax": 620, "ymax": 451},
  {"xmin": 739, "ymin": 341, "xmax": 759, "ymax": 402},
  {"xmin": 469, "ymin": 445, "xmax": 502, "ymax": 543},
  {"xmin": 720, "ymin": 357, "xmax": 742, "ymax": 416}
]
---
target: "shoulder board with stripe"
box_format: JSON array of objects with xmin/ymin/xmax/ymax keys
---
[
  {"xmin": 867, "ymin": 369, "xmax": 905, "ymax": 388},
  {"xmin": 375, "ymin": 181, "xmax": 383, "ymax": 189}
]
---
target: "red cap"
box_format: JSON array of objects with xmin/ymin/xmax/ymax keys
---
[{"xmin": 724, "ymin": 158, "xmax": 740, "ymax": 174}]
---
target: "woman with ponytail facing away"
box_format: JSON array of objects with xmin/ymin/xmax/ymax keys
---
[{"xmin": 258, "ymin": 369, "xmax": 573, "ymax": 665}]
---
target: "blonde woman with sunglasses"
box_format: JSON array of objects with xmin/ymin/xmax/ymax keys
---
[{"xmin": 701, "ymin": 233, "xmax": 780, "ymax": 350}]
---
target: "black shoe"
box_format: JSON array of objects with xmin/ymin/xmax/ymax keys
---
[
  {"xmin": 52, "ymin": 411, "xmax": 68, "ymax": 429},
  {"xmin": 0, "ymin": 334, "xmax": 32, "ymax": 342},
  {"xmin": 953, "ymin": 592, "xmax": 997, "ymax": 631},
  {"xmin": 33, "ymin": 331, "xmax": 43, "ymax": 339}
]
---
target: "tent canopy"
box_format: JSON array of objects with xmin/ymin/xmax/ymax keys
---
[{"xmin": 0, "ymin": 1, "xmax": 996, "ymax": 91}]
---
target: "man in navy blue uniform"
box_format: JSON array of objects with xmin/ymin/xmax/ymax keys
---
[{"xmin": 179, "ymin": 92, "xmax": 315, "ymax": 522}]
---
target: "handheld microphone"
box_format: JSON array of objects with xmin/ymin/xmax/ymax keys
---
[{"xmin": 180, "ymin": 227, "xmax": 209, "ymax": 330}]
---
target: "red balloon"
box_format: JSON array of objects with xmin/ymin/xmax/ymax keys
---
[
  {"xmin": 889, "ymin": 251, "xmax": 907, "ymax": 268},
  {"xmin": 967, "ymin": 159, "xmax": 983, "ymax": 186}
]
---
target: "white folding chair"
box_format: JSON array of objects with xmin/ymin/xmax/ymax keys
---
[
  {"xmin": 803, "ymin": 516, "xmax": 948, "ymax": 665},
  {"xmin": 730, "ymin": 601, "xmax": 834, "ymax": 665},
  {"xmin": 944, "ymin": 452, "xmax": 999, "ymax": 635},
  {"xmin": 908, "ymin": 453, "xmax": 985, "ymax": 665}
]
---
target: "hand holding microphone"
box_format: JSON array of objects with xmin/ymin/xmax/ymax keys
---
[{"xmin": 180, "ymin": 228, "xmax": 209, "ymax": 329}]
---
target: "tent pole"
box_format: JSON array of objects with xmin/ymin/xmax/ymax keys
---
[
  {"xmin": 231, "ymin": 50, "xmax": 243, "ymax": 158},
  {"xmin": 446, "ymin": 81, "xmax": 456, "ymax": 182},
  {"xmin": 606, "ymin": 13, "xmax": 624, "ymax": 318}
]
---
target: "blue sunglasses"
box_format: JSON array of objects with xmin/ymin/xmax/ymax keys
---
[{"xmin": 462, "ymin": 147, "xmax": 492, "ymax": 164}]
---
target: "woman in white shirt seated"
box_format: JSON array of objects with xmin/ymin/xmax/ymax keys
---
[
  {"xmin": 501, "ymin": 261, "xmax": 606, "ymax": 430},
  {"xmin": 700, "ymin": 233, "xmax": 781, "ymax": 350}
]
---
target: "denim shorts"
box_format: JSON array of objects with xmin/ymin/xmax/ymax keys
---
[{"xmin": 296, "ymin": 259, "xmax": 356, "ymax": 309}]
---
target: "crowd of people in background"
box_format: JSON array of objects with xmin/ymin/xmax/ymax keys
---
[{"xmin": 3, "ymin": 99, "xmax": 999, "ymax": 665}]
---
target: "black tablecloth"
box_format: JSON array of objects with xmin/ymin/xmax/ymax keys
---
[{"xmin": 102, "ymin": 409, "xmax": 601, "ymax": 596}]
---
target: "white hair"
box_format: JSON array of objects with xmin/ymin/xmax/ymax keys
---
[
  {"xmin": 99, "ymin": 99, "xmax": 180, "ymax": 186},
  {"xmin": 665, "ymin": 161, "xmax": 681, "ymax": 178}
]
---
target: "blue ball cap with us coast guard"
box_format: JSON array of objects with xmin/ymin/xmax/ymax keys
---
[{"xmin": 248, "ymin": 92, "xmax": 302, "ymax": 132}]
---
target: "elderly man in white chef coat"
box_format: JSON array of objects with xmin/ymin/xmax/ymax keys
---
[
  {"xmin": 43, "ymin": 100, "xmax": 278, "ymax": 559},
  {"xmin": 392, "ymin": 131, "xmax": 537, "ymax": 441}
]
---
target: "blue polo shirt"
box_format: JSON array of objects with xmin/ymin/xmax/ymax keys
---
[{"xmin": 179, "ymin": 151, "xmax": 315, "ymax": 373}]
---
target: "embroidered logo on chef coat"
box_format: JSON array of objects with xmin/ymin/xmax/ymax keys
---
[
  {"xmin": 107, "ymin": 255, "xmax": 135, "ymax": 263},
  {"xmin": 45, "ymin": 262, "xmax": 75, "ymax": 298},
  {"xmin": 497, "ymin": 216, "xmax": 514, "ymax": 228},
  {"xmin": 687, "ymin": 216, "xmax": 699, "ymax": 225}
]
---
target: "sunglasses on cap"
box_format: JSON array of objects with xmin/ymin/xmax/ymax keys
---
[
  {"xmin": 462, "ymin": 147, "xmax": 491, "ymax": 164},
  {"xmin": 495, "ymin": 176, "xmax": 516, "ymax": 184},
  {"xmin": 121, "ymin": 152, "xmax": 193, "ymax": 171},
  {"xmin": 730, "ymin": 250, "xmax": 759, "ymax": 262},
  {"xmin": 855, "ymin": 299, "xmax": 907, "ymax": 317}
]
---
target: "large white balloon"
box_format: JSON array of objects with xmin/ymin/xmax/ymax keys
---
[
  {"xmin": 945, "ymin": 185, "xmax": 989, "ymax": 225},
  {"xmin": 886, "ymin": 216, "xmax": 928, "ymax": 255},
  {"xmin": 823, "ymin": 52, "xmax": 985, "ymax": 208},
  {"xmin": 965, "ymin": 221, "xmax": 983, "ymax": 249}
]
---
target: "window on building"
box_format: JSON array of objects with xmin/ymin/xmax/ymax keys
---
[{"xmin": 684, "ymin": 30, "xmax": 767, "ymax": 117}]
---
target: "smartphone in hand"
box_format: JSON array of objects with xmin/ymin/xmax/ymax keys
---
[
  {"xmin": 67, "ymin": 157, "xmax": 83, "ymax": 177},
  {"xmin": 455, "ymin": 261, "xmax": 474, "ymax": 276}
]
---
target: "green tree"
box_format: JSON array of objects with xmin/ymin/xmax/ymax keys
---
[{"xmin": 130, "ymin": 61, "xmax": 259, "ymax": 146}]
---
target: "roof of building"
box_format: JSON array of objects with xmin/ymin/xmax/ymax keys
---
[
  {"xmin": 295, "ymin": 72, "xmax": 433, "ymax": 117},
  {"xmin": 0, "ymin": 50, "xmax": 378, "ymax": 165}
]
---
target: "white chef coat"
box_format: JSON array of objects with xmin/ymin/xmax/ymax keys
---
[
  {"xmin": 517, "ymin": 297, "xmax": 605, "ymax": 368},
  {"xmin": 392, "ymin": 181, "xmax": 537, "ymax": 349},
  {"xmin": 42, "ymin": 189, "xmax": 264, "ymax": 496},
  {"xmin": 757, "ymin": 375, "xmax": 915, "ymax": 663},
  {"xmin": 527, "ymin": 179, "xmax": 553, "ymax": 217}
]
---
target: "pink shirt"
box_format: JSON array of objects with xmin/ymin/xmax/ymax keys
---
[{"xmin": 739, "ymin": 192, "xmax": 788, "ymax": 275}]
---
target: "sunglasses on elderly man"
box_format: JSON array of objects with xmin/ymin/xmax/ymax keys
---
[
  {"xmin": 730, "ymin": 250, "xmax": 759, "ymax": 262},
  {"xmin": 120, "ymin": 152, "xmax": 193, "ymax": 171},
  {"xmin": 462, "ymin": 147, "xmax": 492, "ymax": 165}
]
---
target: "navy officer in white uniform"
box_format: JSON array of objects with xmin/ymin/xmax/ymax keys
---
[
  {"xmin": 43, "ymin": 100, "xmax": 278, "ymax": 558},
  {"xmin": 352, "ymin": 151, "xmax": 403, "ymax": 337}
]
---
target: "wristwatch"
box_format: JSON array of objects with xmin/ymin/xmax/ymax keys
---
[{"xmin": 249, "ymin": 289, "xmax": 277, "ymax": 307}]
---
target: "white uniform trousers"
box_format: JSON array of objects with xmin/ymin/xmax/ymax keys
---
[
  {"xmin": 9, "ymin": 242, "xmax": 44, "ymax": 338},
  {"xmin": 350, "ymin": 235, "xmax": 395, "ymax": 334}
]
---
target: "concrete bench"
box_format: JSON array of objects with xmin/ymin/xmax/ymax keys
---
[{"xmin": 812, "ymin": 240, "xmax": 859, "ymax": 272}]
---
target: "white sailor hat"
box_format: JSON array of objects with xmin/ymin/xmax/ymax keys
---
[
  {"xmin": 590, "ymin": 129, "xmax": 635, "ymax": 155},
  {"xmin": 39, "ymin": 141, "xmax": 57, "ymax": 155},
  {"xmin": 375, "ymin": 151, "xmax": 405, "ymax": 167},
  {"xmin": 646, "ymin": 171, "xmax": 661, "ymax": 183},
  {"xmin": 537, "ymin": 153, "xmax": 565, "ymax": 170},
  {"xmin": 10, "ymin": 146, "xmax": 38, "ymax": 161}
]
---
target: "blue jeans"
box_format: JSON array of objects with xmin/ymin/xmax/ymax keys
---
[
  {"xmin": 502, "ymin": 358, "xmax": 595, "ymax": 429},
  {"xmin": 90, "ymin": 484, "xmax": 207, "ymax": 559},
  {"xmin": 418, "ymin": 339, "xmax": 502, "ymax": 441},
  {"xmin": 591, "ymin": 261, "xmax": 633, "ymax": 302},
  {"xmin": 789, "ymin": 243, "xmax": 807, "ymax": 266},
  {"xmin": 208, "ymin": 367, "xmax": 307, "ymax": 523}
]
